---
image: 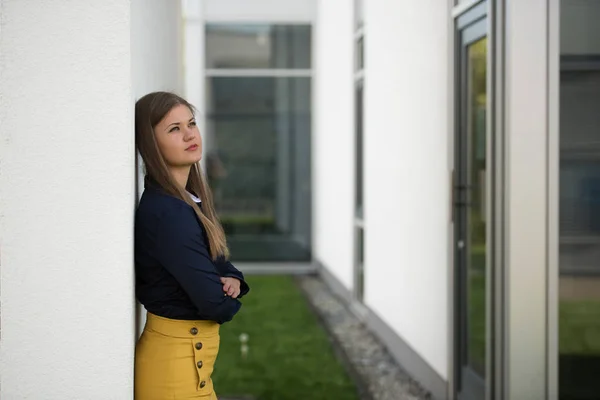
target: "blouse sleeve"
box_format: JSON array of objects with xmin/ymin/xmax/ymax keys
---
[
  {"xmin": 215, "ymin": 258, "xmax": 250, "ymax": 298},
  {"xmin": 154, "ymin": 204, "xmax": 242, "ymax": 324}
]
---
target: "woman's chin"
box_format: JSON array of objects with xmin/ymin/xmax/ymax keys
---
[{"xmin": 184, "ymin": 154, "xmax": 202, "ymax": 165}]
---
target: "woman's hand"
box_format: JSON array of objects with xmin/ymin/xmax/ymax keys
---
[{"xmin": 220, "ymin": 277, "xmax": 241, "ymax": 299}]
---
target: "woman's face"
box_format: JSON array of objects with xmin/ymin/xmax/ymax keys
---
[{"xmin": 154, "ymin": 104, "xmax": 202, "ymax": 168}]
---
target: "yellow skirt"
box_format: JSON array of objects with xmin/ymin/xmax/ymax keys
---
[{"xmin": 135, "ymin": 312, "xmax": 220, "ymax": 399}]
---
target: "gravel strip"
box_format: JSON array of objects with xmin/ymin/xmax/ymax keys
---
[{"xmin": 296, "ymin": 275, "xmax": 432, "ymax": 400}]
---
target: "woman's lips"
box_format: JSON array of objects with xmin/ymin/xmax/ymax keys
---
[{"xmin": 186, "ymin": 144, "xmax": 198, "ymax": 151}]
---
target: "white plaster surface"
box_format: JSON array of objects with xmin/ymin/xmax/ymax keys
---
[{"xmin": 1, "ymin": 1, "xmax": 135, "ymax": 398}]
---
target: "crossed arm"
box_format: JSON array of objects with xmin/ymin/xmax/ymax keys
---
[{"xmin": 154, "ymin": 205, "xmax": 250, "ymax": 324}]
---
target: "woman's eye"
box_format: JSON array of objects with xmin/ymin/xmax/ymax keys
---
[
  {"xmin": 169, "ymin": 126, "xmax": 180, "ymax": 132},
  {"xmin": 189, "ymin": 121, "xmax": 197, "ymax": 127}
]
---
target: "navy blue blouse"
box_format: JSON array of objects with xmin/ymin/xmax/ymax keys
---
[{"xmin": 135, "ymin": 182, "xmax": 249, "ymax": 324}]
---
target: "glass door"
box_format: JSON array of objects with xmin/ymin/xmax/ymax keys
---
[{"xmin": 453, "ymin": 3, "xmax": 491, "ymax": 399}]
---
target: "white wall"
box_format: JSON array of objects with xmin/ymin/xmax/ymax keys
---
[
  {"xmin": 131, "ymin": 0, "xmax": 182, "ymax": 198},
  {"xmin": 131, "ymin": 0, "xmax": 182, "ymax": 98},
  {"xmin": 131, "ymin": 0, "xmax": 183, "ymax": 332},
  {"xmin": 0, "ymin": 1, "xmax": 135, "ymax": 398},
  {"xmin": 363, "ymin": 0, "xmax": 450, "ymax": 379},
  {"xmin": 313, "ymin": 0, "xmax": 355, "ymax": 290},
  {"xmin": 202, "ymin": 0, "xmax": 316, "ymax": 22}
]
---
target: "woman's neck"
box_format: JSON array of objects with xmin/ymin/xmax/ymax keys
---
[{"xmin": 170, "ymin": 166, "xmax": 191, "ymax": 189}]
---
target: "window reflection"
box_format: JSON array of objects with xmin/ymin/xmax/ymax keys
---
[
  {"xmin": 466, "ymin": 37, "xmax": 487, "ymax": 377},
  {"xmin": 354, "ymin": 4, "xmax": 365, "ymax": 301},
  {"xmin": 355, "ymin": 82, "xmax": 363, "ymax": 216},
  {"xmin": 205, "ymin": 77, "xmax": 311, "ymax": 261},
  {"xmin": 205, "ymin": 24, "xmax": 311, "ymax": 69},
  {"xmin": 559, "ymin": 1, "xmax": 600, "ymax": 398}
]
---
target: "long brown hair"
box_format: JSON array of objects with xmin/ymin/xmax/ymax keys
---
[{"xmin": 135, "ymin": 91, "xmax": 229, "ymax": 260}]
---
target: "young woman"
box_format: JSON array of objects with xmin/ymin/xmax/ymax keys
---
[{"xmin": 134, "ymin": 91, "xmax": 250, "ymax": 399}]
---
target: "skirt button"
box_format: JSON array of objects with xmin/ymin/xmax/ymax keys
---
[
  {"xmin": 197, "ymin": 360, "xmax": 203, "ymax": 369},
  {"xmin": 200, "ymin": 381, "xmax": 206, "ymax": 388},
  {"xmin": 195, "ymin": 342, "xmax": 203, "ymax": 350},
  {"xmin": 190, "ymin": 327, "xmax": 198, "ymax": 335}
]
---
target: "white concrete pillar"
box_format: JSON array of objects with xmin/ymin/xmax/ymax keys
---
[
  {"xmin": 131, "ymin": 0, "xmax": 183, "ymax": 335},
  {"xmin": 312, "ymin": 0, "xmax": 356, "ymax": 289},
  {"xmin": 0, "ymin": 1, "xmax": 135, "ymax": 398},
  {"xmin": 364, "ymin": 0, "xmax": 450, "ymax": 385}
]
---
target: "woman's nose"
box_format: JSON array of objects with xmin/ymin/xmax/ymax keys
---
[{"xmin": 183, "ymin": 127, "xmax": 195, "ymax": 140}]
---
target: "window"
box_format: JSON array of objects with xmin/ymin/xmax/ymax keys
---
[
  {"xmin": 558, "ymin": 1, "xmax": 600, "ymax": 397},
  {"xmin": 204, "ymin": 24, "xmax": 312, "ymax": 262},
  {"xmin": 354, "ymin": 0, "xmax": 365, "ymax": 301},
  {"xmin": 205, "ymin": 24, "xmax": 311, "ymax": 69}
]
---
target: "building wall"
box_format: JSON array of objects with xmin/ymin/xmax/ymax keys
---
[
  {"xmin": 314, "ymin": 0, "xmax": 451, "ymax": 380},
  {"xmin": 364, "ymin": 0, "xmax": 451, "ymax": 379},
  {"xmin": 0, "ymin": 0, "xmax": 135, "ymax": 398},
  {"xmin": 131, "ymin": 0, "xmax": 182, "ymax": 98},
  {"xmin": 131, "ymin": 0, "xmax": 183, "ymax": 333},
  {"xmin": 202, "ymin": 0, "xmax": 316, "ymax": 22},
  {"xmin": 312, "ymin": 0, "xmax": 355, "ymax": 289}
]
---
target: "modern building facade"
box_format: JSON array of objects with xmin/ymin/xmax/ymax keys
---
[
  {"xmin": 1, "ymin": 0, "xmax": 598, "ymax": 399},
  {"xmin": 311, "ymin": 1, "xmax": 599, "ymax": 399}
]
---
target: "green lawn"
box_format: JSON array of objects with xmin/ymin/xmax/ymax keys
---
[
  {"xmin": 220, "ymin": 215, "xmax": 277, "ymax": 235},
  {"xmin": 560, "ymin": 299, "xmax": 600, "ymax": 354},
  {"xmin": 469, "ymin": 273, "xmax": 486, "ymax": 369},
  {"xmin": 469, "ymin": 274, "xmax": 600, "ymax": 368},
  {"xmin": 212, "ymin": 275, "xmax": 359, "ymax": 400}
]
